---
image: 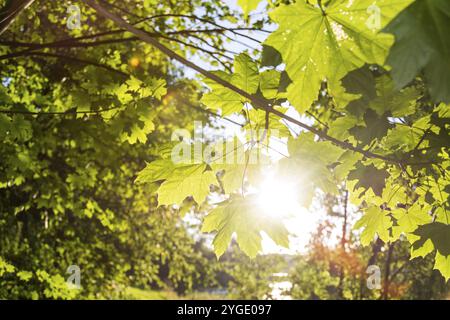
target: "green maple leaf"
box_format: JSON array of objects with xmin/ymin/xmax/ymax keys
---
[
  {"xmin": 383, "ymin": 125, "xmax": 420, "ymax": 152},
  {"xmin": 135, "ymin": 159, "xmax": 176, "ymax": 184},
  {"xmin": 121, "ymin": 104, "xmax": 156, "ymax": 144},
  {"xmin": 328, "ymin": 116, "xmax": 359, "ymax": 141},
  {"xmin": 410, "ymin": 237, "xmax": 434, "ymax": 259},
  {"xmin": 261, "ymin": 45, "xmax": 282, "ymax": 67},
  {"xmin": 201, "ymin": 53, "xmax": 290, "ymax": 117},
  {"xmin": 201, "ymin": 195, "xmax": 289, "ymax": 258},
  {"xmin": 233, "ymin": 53, "xmax": 260, "ymax": 94},
  {"xmin": 259, "ymin": 70, "xmax": 282, "ymax": 100},
  {"xmin": 121, "ymin": 120, "xmax": 155, "ymax": 144},
  {"xmin": 258, "ymin": 70, "xmax": 291, "ymax": 101},
  {"xmin": 369, "ymin": 75, "xmax": 419, "ymax": 117},
  {"xmin": 412, "ymin": 223, "xmax": 450, "ymax": 257},
  {"xmin": 214, "ymin": 161, "xmax": 263, "ymax": 194},
  {"xmin": 116, "ymin": 76, "xmax": 166, "ymax": 104},
  {"xmin": 201, "ymin": 53, "xmax": 259, "ymax": 116},
  {"xmin": 157, "ymin": 164, "xmax": 217, "ymax": 206},
  {"xmin": 265, "ymin": 0, "xmax": 413, "ymax": 112},
  {"xmin": 136, "ymin": 160, "xmax": 217, "ymax": 206},
  {"xmin": 237, "ymin": 0, "xmax": 260, "ymax": 18},
  {"xmin": 0, "ymin": 257, "xmax": 15, "ymax": 276},
  {"xmin": 286, "ymin": 133, "xmax": 343, "ymax": 168},
  {"xmin": 244, "ymin": 107, "xmax": 291, "ymax": 137},
  {"xmin": 210, "ymin": 140, "xmax": 268, "ymax": 194},
  {"xmin": 279, "ymin": 133, "xmax": 343, "ymax": 200},
  {"xmin": 435, "ymin": 207, "xmax": 450, "ymax": 225},
  {"xmin": 435, "ymin": 252, "xmax": 450, "ymax": 282},
  {"xmin": 411, "ymin": 222, "xmax": 450, "ymax": 281},
  {"xmin": 354, "ymin": 206, "xmax": 392, "ymax": 246},
  {"xmin": 349, "ymin": 109, "xmax": 393, "ymax": 145},
  {"xmin": 391, "ymin": 203, "xmax": 432, "ymax": 240},
  {"xmin": 348, "ymin": 162, "xmax": 389, "ymax": 197},
  {"xmin": 343, "ymin": 69, "xmax": 419, "ymax": 118},
  {"xmin": 11, "ymin": 115, "xmax": 32, "ymax": 141},
  {"xmin": 201, "ymin": 71, "xmax": 243, "ymax": 116},
  {"xmin": 384, "ymin": 0, "xmax": 450, "ymax": 103},
  {"xmin": 341, "ymin": 65, "xmax": 377, "ymax": 116}
]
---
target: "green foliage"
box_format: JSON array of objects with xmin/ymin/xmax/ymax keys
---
[
  {"xmin": 411, "ymin": 223, "xmax": 450, "ymax": 280},
  {"xmin": 384, "ymin": 0, "xmax": 450, "ymax": 102},
  {"xmin": 290, "ymin": 259, "xmax": 341, "ymax": 300},
  {"xmin": 221, "ymin": 247, "xmax": 286, "ymax": 300},
  {"xmin": 279, "ymin": 133, "xmax": 343, "ymax": 204},
  {"xmin": 265, "ymin": 0, "xmax": 413, "ymax": 111},
  {"xmin": 237, "ymin": 0, "xmax": 261, "ymax": 18},
  {"xmin": 201, "ymin": 196, "xmax": 289, "ymax": 258},
  {"xmin": 1, "ymin": 0, "xmax": 450, "ymax": 299},
  {"xmin": 354, "ymin": 206, "xmax": 392, "ymax": 246},
  {"xmin": 200, "ymin": 53, "xmax": 286, "ymax": 115},
  {"xmin": 136, "ymin": 0, "xmax": 450, "ymax": 279},
  {"xmin": 0, "ymin": 0, "xmax": 234, "ymax": 299},
  {"xmin": 137, "ymin": 160, "xmax": 217, "ymax": 206}
]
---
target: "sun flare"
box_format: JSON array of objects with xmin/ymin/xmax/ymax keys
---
[
  {"xmin": 257, "ymin": 177, "xmax": 301, "ymax": 217},
  {"xmin": 256, "ymin": 174, "xmax": 324, "ymax": 254}
]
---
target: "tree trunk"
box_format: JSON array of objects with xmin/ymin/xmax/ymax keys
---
[
  {"xmin": 382, "ymin": 243, "xmax": 395, "ymax": 300},
  {"xmin": 337, "ymin": 190, "xmax": 348, "ymax": 299}
]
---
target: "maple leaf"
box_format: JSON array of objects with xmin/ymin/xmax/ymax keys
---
[
  {"xmin": 237, "ymin": 0, "xmax": 260, "ymax": 18},
  {"xmin": 201, "ymin": 53, "xmax": 259, "ymax": 116},
  {"xmin": 136, "ymin": 160, "xmax": 217, "ymax": 206},
  {"xmin": 391, "ymin": 203, "xmax": 432, "ymax": 240},
  {"xmin": 348, "ymin": 162, "xmax": 389, "ymax": 197},
  {"xmin": 265, "ymin": 0, "xmax": 413, "ymax": 112},
  {"xmin": 354, "ymin": 206, "xmax": 392, "ymax": 246},
  {"xmin": 384, "ymin": 0, "xmax": 450, "ymax": 103},
  {"xmin": 201, "ymin": 195, "xmax": 289, "ymax": 258},
  {"xmin": 411, "ymin": 222, "xmax": 450, "ymax": 281}
]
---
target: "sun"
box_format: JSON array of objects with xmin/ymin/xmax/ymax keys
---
[
  {"xmin": 256, "ymin": 174, "xmax": 322, "ymax": 254},
  {"xmin": 256, "ymin": 176, "xmax": 301, "ymax": 218},
  {"xmin": 255, "ymin": 174, "xmax": 325, "ymax": 254}
]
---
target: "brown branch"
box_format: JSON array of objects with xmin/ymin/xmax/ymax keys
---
[
  {"xmin": 306, "ymin": 110, "xmax": 329, "ymax": 129},
  {"xmin": 141, "ymin": 13, "xmax": 265, "ymax": 44},
  {"xmin": 187, "ymin": 33, "xmax": 240, "ymax": 56},
  {"xmin": 413, "ymin": 127, "xmax": 431, "ymax": 152},
  {"xmin": 158, "ymin": 34, "xmax": 233, "ymax": 61},
  {"xmin": 188, "ymin": 104, "xmax": 244, "ymax": 127}
]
